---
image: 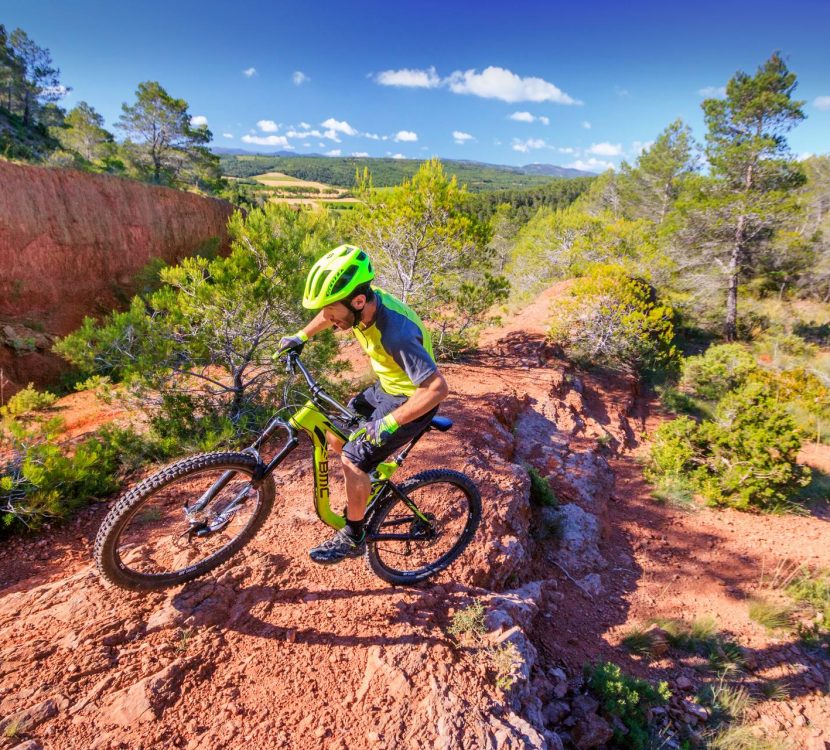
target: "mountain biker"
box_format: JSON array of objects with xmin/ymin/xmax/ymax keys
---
[{"xmin": 277, "ymin": 244, "xmax": 449, "ymax": 565}]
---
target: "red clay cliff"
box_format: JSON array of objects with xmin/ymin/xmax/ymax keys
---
[{"xmin": 0, "ymin": 160, "xmax": 234, "ymax": 399}]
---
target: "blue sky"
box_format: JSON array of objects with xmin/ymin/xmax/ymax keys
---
[{"xmin": 3, "ymin": 0, "xmax": 829, "ymax": 170}]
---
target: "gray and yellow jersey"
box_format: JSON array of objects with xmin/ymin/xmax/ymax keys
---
[{"xmin": 352, "ymin": 288, "xmax": 437, "ymax": 397}]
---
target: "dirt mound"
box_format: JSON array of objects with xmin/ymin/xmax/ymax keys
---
[
  {"xmin": 0, "ymin": 161, "xmax": 233, "ymax": 399},
  {"xmin": 1, "ymin": 288, "xmax": 829, "ymax": 749}
]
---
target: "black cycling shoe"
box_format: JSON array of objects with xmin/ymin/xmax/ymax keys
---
[{"xmin": 309, "ymin": 528, "xmax": 366, "ymax": 565}]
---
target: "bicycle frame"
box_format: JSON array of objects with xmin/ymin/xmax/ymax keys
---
[{"xmin": 187, "ymin": 351, "xmax": 432, "ymax": 539}]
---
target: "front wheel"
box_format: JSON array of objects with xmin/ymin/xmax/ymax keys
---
[
  {"xmin": 366, "ymin": 469, "xmax": 481, "ymax": 585},
  {"xmin": 94, "ymin": 451, "xmax": 274, "ymax": 591}
]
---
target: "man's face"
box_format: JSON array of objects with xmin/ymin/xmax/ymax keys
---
[{"xmin": 321, "ymin": 294, "xmax": 366, "ymax": 330}]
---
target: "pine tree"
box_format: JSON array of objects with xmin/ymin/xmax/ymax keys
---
[
  {"xmin": 673, "ymin": 54, "xmax": 806, "ymax": 340},
  {"xmin": 117, "ymin": 81, "xmax": 215, "ymax": 186}
]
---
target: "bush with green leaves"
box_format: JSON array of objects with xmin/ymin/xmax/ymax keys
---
[
  {"xmin": 0, "ymin": 384, "xmax": 57, "ymax": 419},
  {"xmin": 1, "ymin": 418, "xmax": 117, "ymax": 530},
  {"xmin": 55, "ymin": 203, "xmax": 344, "ymax": 441},
  {"xmin": 584, "ymin": 661, "xmax": 671, "ymax": 750},
  {"xmin": 549, "ymin": 264, "xmax": 679, "ymax": 378},
  {"xmin": 0, "ymin": 416, "xmax": 170, "ymax": 532},
  {"xmin": 527, "ymin": 466, "xmax": 557, "ymax": 507},
  {"xmin": 679, "ymin": 344, "xmax": 758, "ymax": 401},
  {"xmin": 647, "ymin": 381, "xmax": 810, "ymax": 511}
]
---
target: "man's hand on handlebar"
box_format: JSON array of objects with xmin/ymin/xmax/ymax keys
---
[{"xmin": 273, "ymin": 331, "xmax": 308, "ymax": 360}]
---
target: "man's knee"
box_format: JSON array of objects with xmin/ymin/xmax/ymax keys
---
[
  {"xmin": 327, "ymin": 432, "xmax": 345, "ymax": 455},
  {"xmin": 341, "ymin": 453, "xmax": 368, "ymax": 476}
]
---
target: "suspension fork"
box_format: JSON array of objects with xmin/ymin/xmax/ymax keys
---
[{"xmin": 186, "ymin": 418, "xmax": 299, "ymax": 519}]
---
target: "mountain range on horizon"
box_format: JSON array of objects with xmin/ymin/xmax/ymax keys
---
[{"xmin": 211, "ymin": 147, "xmax": 597, "ymax": 178}]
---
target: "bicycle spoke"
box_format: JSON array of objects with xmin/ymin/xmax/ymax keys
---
[{"xmin": 114, "ymin": 468, "xmax": 261, "ymax": 578}]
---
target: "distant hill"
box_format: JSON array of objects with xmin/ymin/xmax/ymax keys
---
[
  {"xmin": 520, "ymin": 162, "xmax": 593, "ymax": 178},
  {"xmin": 216, "ymin": 151, "xmax": 596, "ymax": 192}
]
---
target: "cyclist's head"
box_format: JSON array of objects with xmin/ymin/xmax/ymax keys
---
[{"xmin": 303, "ymin": 244, "xmax": 375, "ymax": 328}]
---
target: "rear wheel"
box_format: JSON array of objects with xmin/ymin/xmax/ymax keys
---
[
  {"xmin": 366, "ymin": 469, "xmax": 481, "ymax": 585},
  {"xmin": 94, "ymin": 452, "xmax": 274, "ymax": 591}
]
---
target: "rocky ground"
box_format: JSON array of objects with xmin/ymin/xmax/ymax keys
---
[{"xmin": 1, "ymin": 286, "xmax": 828, "ymax": 749}]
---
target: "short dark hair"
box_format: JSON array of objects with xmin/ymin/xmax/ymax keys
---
[{"xmin": 348, "ymin": 282, "xmax": 374, "ymax": 303}]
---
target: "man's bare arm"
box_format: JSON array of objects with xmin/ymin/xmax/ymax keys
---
[{"xmin": 389, "ymin": 371, "xmax": 449, "ymax": 426}]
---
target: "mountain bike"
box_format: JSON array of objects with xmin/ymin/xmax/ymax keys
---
[{"xmin": 94, "ymin": 351, "xmax": 481, "ymax": 591}]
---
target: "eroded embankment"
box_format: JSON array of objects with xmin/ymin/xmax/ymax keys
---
[{"xmin": 0, "ymin": 160, "xmax": 233, "ymax": 396}]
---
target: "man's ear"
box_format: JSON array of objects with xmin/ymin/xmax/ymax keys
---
[{"xmin": 351, "ymin": 294, "xmax": 366, "ymax": 310}]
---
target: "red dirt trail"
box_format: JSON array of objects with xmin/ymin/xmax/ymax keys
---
[{"xmin": 1, "ymin": 285, "xmax": 828, "ymax": 750}]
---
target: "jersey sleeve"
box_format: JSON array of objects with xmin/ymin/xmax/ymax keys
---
[{"xmin": 384, "ymin": 324, "xmax": 438, "ymax": 386}]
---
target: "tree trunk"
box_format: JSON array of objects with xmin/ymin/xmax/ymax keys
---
[{"xmin": 725, "ymin": 215, "xmax": 745, "ymax": 341}]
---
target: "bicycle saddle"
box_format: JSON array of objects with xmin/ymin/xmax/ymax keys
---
[{"xmin": 429, "ymin": 416, "xmax": 453, "ymax": 432}]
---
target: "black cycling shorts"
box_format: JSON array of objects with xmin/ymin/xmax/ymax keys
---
[{"xmin": 342, "ymin": 381, "xmax": 437, "ymax": 472}]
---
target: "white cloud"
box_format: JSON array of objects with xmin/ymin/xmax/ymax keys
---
[
  {"xmin": 321, "ymin": 118, "xmax": 358, "ymax": 136},
  {"xmin": 798, "ymin": 152, "xmax": 814, "ymax": 161},
  {"xmin": 614, "ymin": 85, "xmax": 630, "ymax": 97},
  {"xmin": 512, "ymin": 138, "xmax": 550, "ymax": 153},
  {"xmin": 325, "ymin": 149, "xmax": 341, "ymax": 157},
  {"xmin": 243, "ymin": 67, "xmax": 257, "ymax": 77},
  {"xmin": 392, "ymin": 153, "xmax": 407, "ymax": 159},
  {"xmin": 323, "ymin": 130, "xmax": 341, "ymax": 143},
  {"xmin": 364, "ymin": 133, "xmax": 381, "ymax": 140},
  {"xmin": 241, "ymin": 134, "xmax": 290, "ymax": 147},
  {"xmin": 352, "ymin": 152, "xmax": 369, "ymax": 157},
  {"xmin": 293, "ymin": 71, "xmax": 310, "ymax": 86},
  {"xmin": 631, "ymin": 140, "xmax": 654, "ymax": 155},
  {"xmin": 257, "ymin": 119, "xmax": 279, "ymax": 132},
  {"xmin": 447, "ymin": 66, "xmax": 580, "ymax": 104},
  {"xmin": 509, "ymin": 111, "xmax": 550, "ymax": 125},
  {"xmin": 567, "ymin": 157, "xmax": 615, "ymax": 172},
  {"xmin": 698, "ymin": 85, "xmax": 727, "ymax": 98},
  {"xmin": 814, "ymin": 96, "xmax": 830, "ymax": 111},
  {"xmin": 299, "ymin": 121, "xmax": 311, "ymax": 129},
  {"xmin": 453, "ymin": 130, "xmax": 474, "ymax": 144},
  {"xmin": 394, "ymin": 130, "xmax": 418, "ymax": 142},
  {"xmin": 375, "ymin": 66, "xmax": 441, "ymax": 88},
  {"xmin": 285, "ymin": 129, "xmax": 323, "ymax": 139},
  {"xmin": 191, "ymin": 115, "xmax": 208, "ymax": 127},
  {"xmin": 557, "ymin": 146, "xmax": 575, "ymax": 154},
  {"xmin": 588, "ymin": 142, "xmax": 623, "ymax": 156},
  {"xmin": 582, "ymin": 121, "xmax": 592, "ymax": 129},
  {"xmin": 42, "ymin": 84, "xmax": 69, "ymax": 98},
  {"xmin": 222, "ymin": 132, "xmax": 234, "ymax": 139}
]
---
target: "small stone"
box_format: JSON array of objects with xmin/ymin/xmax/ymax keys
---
[
  {"xmin": 571, "ymin": 712, "xmax": 613, "ymax": 749},
  {"xmin": 675, "ymin": 676, "xmax": 693, "ymax": 691},
  {"xmin": 572, "ymin": 694, "xmax": 599, "ymax": 717},
  {"xmin": 542, "ymin": 701, "xmax": 570, "ymax": 726}
]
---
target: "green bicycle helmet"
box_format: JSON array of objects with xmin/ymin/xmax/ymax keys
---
[{"xmin": 302, "ymin": 244, "xmax": 375, "ymax": 309}]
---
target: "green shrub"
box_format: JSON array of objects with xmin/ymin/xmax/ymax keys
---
[
  {"xmin": 648, "ymin": 617, "xmax": 745, "ymax": 671},
  {"xmin": 527, "ymin": 466, "xmax": 557, "ymax": 507},
  {"xmin": 549, "ymin": 264, "xmax": 679, "ymax": 379},
  {"xmin": 0, "ymin": 384, "xmax": 57, "ymax": 419},
  {"xmin": 647, "ymin": 382, "xmax": 810, "ymax": 511},
  {"xmin": 1, "ymin": 418, "xmax": 120, "ymax": 530},
  {"xmin": 748, "ymin": 598, "xmax": 794, "ymax": 631},
  {"xmin": 0, "ymin": 419, "xmax": 164, "ymax": 532},
  {"xmin": 680, "ymin": 344, "xmax": 758, "ymax": 401},
  {"xmin": 448, "ymin": 599, "xmax": 487, "ymax": 642},
  {"xmin": 697, "ymin": 383, "xmax": 810, "ymax": 510},
  {"xmin": 585, "ymin": 661, "xmax": 670, "ymax": 750},
  {"xmin": 786, "ymin": 568, "xmax": 830, "ymax": 633}
]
